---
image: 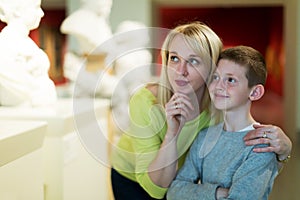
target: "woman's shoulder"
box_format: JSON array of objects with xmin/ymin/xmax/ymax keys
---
[
  {"xmin": 145, "ymin": 83, "xmax": 159, "ymax": 97},
  {"xmin": 133, "ymin": 83, "xmax": 158, "ymax": 99},
  {"xmin": 129, "ymin": 83, "xmax": 162, "ymax": 125},
  {"xmin": 130, "ymin": 83, "xmax": 158, "ymax": 106}
]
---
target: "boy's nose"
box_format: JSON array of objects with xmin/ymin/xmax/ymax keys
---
[{"xmin": 215, "ymin": 78, "xmax": 226, "ymax": 90}]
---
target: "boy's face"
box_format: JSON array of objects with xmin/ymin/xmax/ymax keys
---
[{"xmin": 209, "ymin": 59, "xmax": 252, "ymax": 111}]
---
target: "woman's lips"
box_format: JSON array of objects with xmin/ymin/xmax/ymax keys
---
[{"xmin": 175, "ymin": 80, "xmax": 189, "ymax": 87}]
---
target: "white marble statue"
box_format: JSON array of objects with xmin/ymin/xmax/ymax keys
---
[
  {"xmin": 110, "ymin": 20, "xmax": 153, "ymax": 133},
  {"xmin": 60, "ymin": 0, "xmax": 118, "ymax": 98},
  {"xmin": 0, "ymin": 0, "xmax": 57, "ymax": 106},
  {"xmin": 60, "ymin": 0, "xmax": 113, "ymax": 55},
  {"xmin": 113, "ymin": 20, "xmax": 152, "ymax": 90}
]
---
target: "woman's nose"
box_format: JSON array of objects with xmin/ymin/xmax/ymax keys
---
[{"xmin": 177, "ymin": 61, "xmax": 188, "ymax": 76}]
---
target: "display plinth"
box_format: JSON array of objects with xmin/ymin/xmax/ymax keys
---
[
  {"xmin": 0, "ymin": 98, "xmax": 111, "ymax": 200},
  {"xmin": 0, "ymin": 120, "xmax": 47, "ymax": 200}
]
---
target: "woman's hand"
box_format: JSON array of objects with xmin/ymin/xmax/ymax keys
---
[
  {"xmin": 149, "ymin": 93, "xmax": 195, "ymax": 187},
  {"xmin": 165, "ymin": 93, "xmax": 195, "ymax": 137},
  {"xmin": 243, "ymin": 124, "xmax": 292, "ymax": 160}
]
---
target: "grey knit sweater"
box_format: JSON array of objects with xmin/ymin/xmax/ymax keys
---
[{"xmin": 167, "ymin": 123, "xmax": 278, "ymax": 200}]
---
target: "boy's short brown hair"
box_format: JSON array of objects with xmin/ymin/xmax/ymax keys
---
[{"xmin": 218, "ymin": 45, "xmax": 267, "ymax": 87}]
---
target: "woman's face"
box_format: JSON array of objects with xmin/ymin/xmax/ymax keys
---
[{"xmin": 167, "ymin": 35, "xmax": 209, "ymax": 95}]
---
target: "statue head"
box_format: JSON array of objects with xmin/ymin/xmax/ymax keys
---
[
  {"xmin": 80, "ymin": 0, "xmax": 113, "ymax": 17},
  {"xmin": 0, "ymin": 0, "xmax": 44, "ymax": 30}
]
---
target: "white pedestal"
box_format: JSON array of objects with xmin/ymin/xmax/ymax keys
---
[
  {"xmin": 0, "ymin": 98, "xmax": 111, "ymax": 200},
  {"xmin": 0, "ymin": 120, "xmax": 47, "ymax": 200}
]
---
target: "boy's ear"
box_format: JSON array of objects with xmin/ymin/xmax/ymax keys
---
[{"xmin": 249, "ymin": 84, "xmax": 265, "ymax": 101}]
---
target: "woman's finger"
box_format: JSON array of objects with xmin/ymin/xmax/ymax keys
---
[{"xmin": 173, "ymin": 93, "xmax": 194, "ymax": 110}]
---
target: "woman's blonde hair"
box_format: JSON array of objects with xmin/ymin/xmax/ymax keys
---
[{"xmin": 157, "ymin": 21, "xmax": 223, "ymax": 115}]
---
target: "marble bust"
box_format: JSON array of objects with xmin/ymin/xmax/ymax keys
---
[
  {"xmin": 60, "ymin": 0, "xmax": 117, "ymax": 98},
  {"xmin": 60, "ymin": 0, "xmax": 113, "ymax": 55},
  {"xmin": 0, "ymin": 0, "xmax": 57, "ymax": 106}
]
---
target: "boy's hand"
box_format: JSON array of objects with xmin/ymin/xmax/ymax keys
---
[{"xmin": 216, "ymin": 187, "xmax": 229, "ymax": 199}]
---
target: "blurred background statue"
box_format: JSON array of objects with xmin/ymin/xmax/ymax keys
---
[
  {"xmin": 60, "ymin": 0, "xmax": 153, "ymax": 135},
  {"xmin": 60, "ymin": 0, "xmax": 118, "ymax": 98},
  {"xmin": 110, "ymin": 20, "xmax": 153, "ymax": 133},
  {"xmin": 0, "ymin": 0, "xmax": 57, "ymax": 106},
  {"xmin": 60, "ymin": 0, "xmax": 113, "ymax": 55}
]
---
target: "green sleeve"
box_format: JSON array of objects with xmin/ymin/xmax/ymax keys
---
[{"xmin": 129, "ymin": 88, "xmax": 168, "ymax": 198}]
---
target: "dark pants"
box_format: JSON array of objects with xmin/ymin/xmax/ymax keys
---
[{"xmin": 111, "ymin": 168, "xmax": 166, "ymax": 200}]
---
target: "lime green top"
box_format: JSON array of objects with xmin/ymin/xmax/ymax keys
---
[{"xmin": 111, "ymin": 87, "xmax": 211, "ymax": 199}]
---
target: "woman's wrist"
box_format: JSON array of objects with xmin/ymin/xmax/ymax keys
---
[
  {"xmin": 276, "ymin": 153, "xmax": 291, "ymax": 163},
  {"xmin": 163, "ymin": 130, "xmax": 179, "ymax": 145},
  {"xmin": 276, "ymin": 137, "xmax": 292, "ymax": 163}
]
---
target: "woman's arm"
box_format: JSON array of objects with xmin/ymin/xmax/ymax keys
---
[
  {"xmin": 128, "ymin": 86, "xmax": 199, "ymax": 198},
  {"xmin": 148, "ymin": 128, "xmax": 181, "ymax": 188},
  {"xmin": 148, "ymin": 92, "xmax": 195, "ymax": 187}
]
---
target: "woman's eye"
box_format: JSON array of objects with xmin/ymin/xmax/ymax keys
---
[
  {"xmin": 188, "ymin": 58, "xmax": 200, "ymax": 66},
  {"xmin": 170, "ymin": 55, "xmax": 179, "ymax": 62}
]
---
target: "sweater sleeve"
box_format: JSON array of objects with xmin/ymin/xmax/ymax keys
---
[
  {"xmin": 167, "ymin": 129, "xmax": 220, "ymax": 200},
  {"xmin": 168, "ymin": 142, "xmax": 278, "ymax": 200},
  {"xmin": 219, "ymin": 148, "xmax": 278, "ymax": 200}
]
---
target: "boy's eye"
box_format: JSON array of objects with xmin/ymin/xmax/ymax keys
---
[
  {"xmin": 212, "ymin": 74, "xmax": 219, "ymax": 81},
  {"xmin": 227, "ymin": 77, "xmax": 237, "ymax": 83}
]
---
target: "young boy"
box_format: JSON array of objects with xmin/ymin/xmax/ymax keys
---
[{"xmin": 167, "ymin": 45, "xmax": 278, "ymax": 200}]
